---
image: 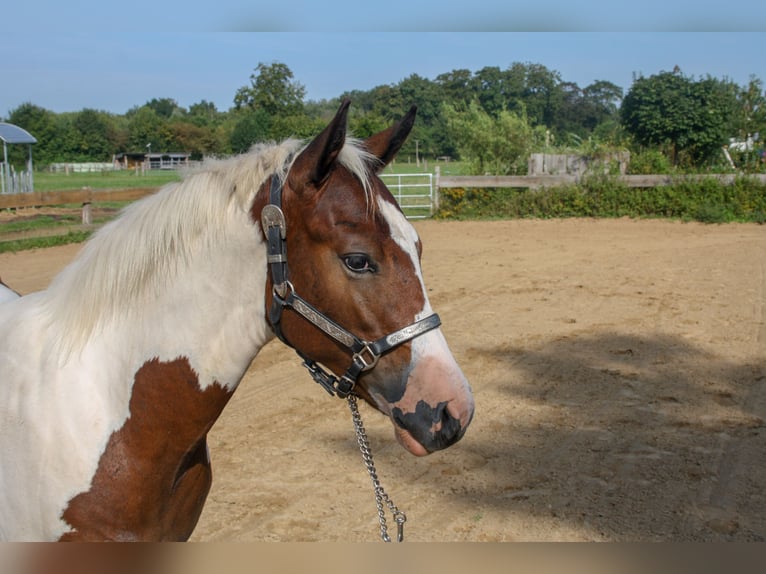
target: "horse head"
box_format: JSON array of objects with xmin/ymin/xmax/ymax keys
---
[{"xmin": 254, "ymin": 101, "xmax": 474, "ymax": 456}]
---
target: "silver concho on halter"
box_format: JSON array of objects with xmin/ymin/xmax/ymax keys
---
[{"xmin": 261, "ymin": 204, "xmax": 287, "ymax": 240}]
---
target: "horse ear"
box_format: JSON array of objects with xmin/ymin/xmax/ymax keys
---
[
  {"xmin": 287, "ymin": 99, "xmax": 351, "ymax": 194},
  {"xmin": 364, "ymin": 105, "xmax": 417, "ymax": 171}
]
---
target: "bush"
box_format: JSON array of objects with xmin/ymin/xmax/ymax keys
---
[
  {"xmin": 627, "ymin": 149, "xmax": 673, "ymax": 175},
  {"xmin": 435, "ymin": 175, "xmax": 766, "ymax": 223}
]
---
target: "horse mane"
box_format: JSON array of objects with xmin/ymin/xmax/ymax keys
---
[{"xmin": 43, "ymin": 136, "xmax": 376, "ymax": 353}]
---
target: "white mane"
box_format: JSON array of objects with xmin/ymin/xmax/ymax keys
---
[{"xmin": 42, "ymin": 136, "xmax": 376, "ymax": 352}]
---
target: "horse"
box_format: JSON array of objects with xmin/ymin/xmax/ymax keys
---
[{"xmin": 0, "ymin": 101, "xmax": 474, "ymax": 541}]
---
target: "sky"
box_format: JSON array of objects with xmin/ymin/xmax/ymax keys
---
[{"xmin": 1, "ymin": 2, "xmax": 764, "ymax": 117}]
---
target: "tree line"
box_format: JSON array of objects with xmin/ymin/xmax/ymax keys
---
[{"xmin": 3, "ymin": 61, "xmax": 765, "ymax": 173}]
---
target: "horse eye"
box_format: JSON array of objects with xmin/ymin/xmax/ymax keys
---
[{"xmin": 342, "ymin": 254, "xmax": 376, "ymax": 274}]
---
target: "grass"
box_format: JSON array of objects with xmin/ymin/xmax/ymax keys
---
[
  {"xmin": 0, "ymin": 230, "xmax": 93, "ymax": 254},
  {"xmin": 1, "ymin": 214, "xmax": 80, "ymax": 233},
  {"xmin": 32, "ymin": 170, "xmax": 181, "ymax": 192},
  {"xmin": 1, "ymin": 169, "xmax": 181, "ymax": 252}
]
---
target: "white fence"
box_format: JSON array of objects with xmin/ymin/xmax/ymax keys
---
[
  {"xmin": 380, "ymin": 173, "xmax": 435, "ymax": 219},
  {"xmin": 48, "ymin": 162, "xmax": 117, "ymax": 173},
  {"xmin": 0, "ymin": 163, "xmax": 34, "ymax": 194}
]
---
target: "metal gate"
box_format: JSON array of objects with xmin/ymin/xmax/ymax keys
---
[{"xmin": 380, "ymin": 173, "xmax": 434, "ymax": 219}]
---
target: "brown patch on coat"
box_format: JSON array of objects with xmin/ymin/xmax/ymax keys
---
[{"xmin": 60, "ymin": 357, "xmax": 233, "ymax": 541}]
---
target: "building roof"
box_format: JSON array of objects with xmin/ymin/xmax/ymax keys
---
[{"xmin": 0, "ymin": 123, "xmax": 37, "ymax": 144}]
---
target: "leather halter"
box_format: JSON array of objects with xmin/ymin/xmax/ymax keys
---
[{"xmin": 261, "ymin": 173, "xmax": 442, "ymax": 399}]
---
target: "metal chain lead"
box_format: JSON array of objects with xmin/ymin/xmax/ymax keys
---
[{"xmin": 347, "ymin": 394, "xmax": 407, "ymax": 542}]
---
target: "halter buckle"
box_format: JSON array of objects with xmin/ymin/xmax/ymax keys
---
[
  {"xmin": 261, "ymin": 204, "xmax": 287, "ymax": 239},
  {"xmin": 302, "ymin": 359, "xmax": 356, "ymax": 398},
  {"xmin": 353, "ymin": 343, "xmax": 380, "ymax": 372}
]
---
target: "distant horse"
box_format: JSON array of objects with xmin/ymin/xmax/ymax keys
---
[{"xmin": 0, "ymin": 101, "xmax": 474, "ymax": 541}]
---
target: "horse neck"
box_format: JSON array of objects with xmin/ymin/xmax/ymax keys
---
[
  {"xmin": 50, "ymin": 198, "xmax": 274, "ymax": 396},
  {"xmin": 139, "ymin": 216, "xmax": 273, "ymax": 393}
]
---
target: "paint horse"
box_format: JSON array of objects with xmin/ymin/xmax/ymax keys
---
[{"xmin": 0, "ymin": 102, "xmax": 474, "ymax": 541}]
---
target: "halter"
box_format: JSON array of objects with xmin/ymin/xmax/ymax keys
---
[{"xmin": 261, "ymin": 173, "xmax": 442, "ymax": 399}]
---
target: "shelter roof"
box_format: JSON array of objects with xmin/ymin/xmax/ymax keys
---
[{"xmin": 0, "ymin": 123, "xmax": 37, "ymax": 144}]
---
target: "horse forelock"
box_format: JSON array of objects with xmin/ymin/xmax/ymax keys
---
[
  {"xmin": 335, "ymin": 137, "xmax": 377, "ymax": 207},
  {"xmin": 41, "ymin": 135, "xmax": 376, "ymax": 354}
]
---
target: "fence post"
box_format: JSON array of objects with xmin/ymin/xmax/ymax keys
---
[
  {"xmin": 433, "ymin": 166, "xmax": 440, "ymax": 213},
  {"xmin": 81, "ymin": 187, "xmax": 92, "ymax": 225}
]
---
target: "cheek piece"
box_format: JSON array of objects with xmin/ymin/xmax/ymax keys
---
[{"xmin": 261, "ymin": 174, "xmax": 441, "ymax": 399}]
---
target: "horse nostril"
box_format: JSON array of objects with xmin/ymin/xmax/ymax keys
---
[
  {"xmin": 392, "ymin": 400, "xmax": 465, "ymax": 453},
  {"xmin": 434, "ymin": 403, "xmax": 461, "ymax": 445}
]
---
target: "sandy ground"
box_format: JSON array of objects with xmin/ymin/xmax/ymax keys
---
[{"xmin": 1, "ymin": 218, "xmax": 764, "ymax": 542}]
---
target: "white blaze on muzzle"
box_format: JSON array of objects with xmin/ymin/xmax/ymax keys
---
[{"xmin": 372, "ymin": 199, "xmax": 475, "ymax": 454}]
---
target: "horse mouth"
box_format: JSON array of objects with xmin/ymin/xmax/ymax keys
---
[
  {"xmin": 393, "ymin": 426, "xmax": 430, "ymax": 457},
  {"xmin": 390, "ymin": 400, "xmax": 470, "ymax": 456}
]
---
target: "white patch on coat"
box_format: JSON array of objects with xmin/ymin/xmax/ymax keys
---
[
  {"xmin": 0, "ymin": 283, "xmax": 19, "ymax": 304},
  {"xmin": 0, "ymin": 217, "xmax": 272, "ymax": 540}
]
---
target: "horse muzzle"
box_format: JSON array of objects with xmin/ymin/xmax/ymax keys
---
[
  {"xmin": 391, "ymin": 398, "xmax": 473, "ymax": 456},
  {"xmin": 376, "ymin": 351, "xmax": 475, "ymax": 456}
]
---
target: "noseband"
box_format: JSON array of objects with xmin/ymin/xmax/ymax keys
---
[{"xmin": 261, "ymin": 173, "xmax": 442, "ymax": 399}]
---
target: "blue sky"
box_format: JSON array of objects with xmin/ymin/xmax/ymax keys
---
[{"xmin": 1, "ymin": 2, "xmax": 764, "ymax": 116}]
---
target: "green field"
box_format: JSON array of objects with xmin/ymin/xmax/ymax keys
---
[
  {"xmin": 31, "ymin": 170, "xmax": 182, "ymax": 192},
  {"xmin": 31, "ymin": 158, "xmax": 465, "ymax": 192}
]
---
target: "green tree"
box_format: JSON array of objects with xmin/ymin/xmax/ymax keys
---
[
  {"xmin": 502, "ymin": 62, "xmax": 563, "ymax": 127},
  {"xmin": 145, "ymin": 98, "xmax": 183, "ymax": 119},
  {"xmin": 233, "ymin": 62, "xmax": 306, "ymax": 116},
  {"xmin": 6, "ymin": 102, "xmax": 60, "ymax": 166},
  {"xmin": 443, "ymin": 101, "xmax": 546, "ymax": 175},
  {"xmin": 621, "ymin": 69, "xmax": 736, "ymax": 166},
  {"xmin": 230, "ymin": 109, "xmax": 272, "ymax": 153},
  {"xmin": 555, "ymin": 80, "xmax": 623, "ymax": 141},
  {"xmin": 435, "ymin": 69, "xmax": 475, "ymax": 108},
  {"xmin": 733, "ymin": 75, "xmax": 766, "ymax": 139},
  {"xmin": 169, "ymin": 121, "xmax": 217, "ymax": 159},
  {"xmin": 127, "ymin": 106, "xmax": 172, "ymax": 152},
  {"xmin": 67, "ymin": 109, "xmax": 117, "ymax": 161},
  {"xmin": 348, "ymin": 111, "xmax": 388, "ymax": 138},
  {"xmin": 366, "ymin": 84, "xmax": 406, "ymax": 122},
  {"xmin": 270, "ymin": 114, "xmax": 326, "ymax": 141},
  {"xmin": 553, "ymin": 81, "xmax": 586, "ymax": 139},
  {"xmin": 471, "ymin": 66, "xmax": 507, "ymax": 117},
  {"xmin": 187, "ymin": 100, "xmax": 221, "ymax": 127}
]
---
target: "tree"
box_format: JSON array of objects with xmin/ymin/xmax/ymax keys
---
[
  {"xmin": 584, "ymin": 81, "xmax": 623, "ymax": 114},
  {"xmin": 732, "ymin": 75, "xmax": 766, "ymax": 140},
  {"xmin": 230, "ymin": 110, "xmax": 272, "ymax": 153},
  {"xmin": 501, "ymin": 62, "xmax": 563, "ymax": 127},
  {"xmin": 442, "ymin": 101, "xmax": 546, "ymax": 175},
  {"xmin": 553, "ymin": 81, "xmax": 585, "ymax": 139},
  {"xmin": 145, "ymin": 98, "xmax": 183, "ymax": 119},
  {"xmin": 435, "ymin": 69, "xmax": 475, "ymax": 108},
  {"xmin": 187, "ymin": 100, "xmax": 221, "ymax": 127},
  {"xmin": 621, "ymin": 69, "xmax": 736, "ymax": 166},
  {"xmin": 127, "ymin": 106, "xmax": 172, "ymax": 152},
  {"xmin": 471, "ymin": 66, "xmax": 507, "ymax": 117},
  {"xmin": 348, "ymin": 111, "xmax": 388, "ymax": 139},
  {"xmin": 582, "ymin": 80, "xmax": 623, "ymax": 129},
  {"xmin": 6, "ymin": 103, "xmax": 61, "ymax": 166},
  {"xmin": 169, "ymin": 121, "xmax": 217, "ymax": 159},
  {"xmin": 233, "ymin": 62, "xmax": 306, "ymax": 116},
  {"xmin": 67, "ymin": 109, "xmax": 117, "ymax": 161}
]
